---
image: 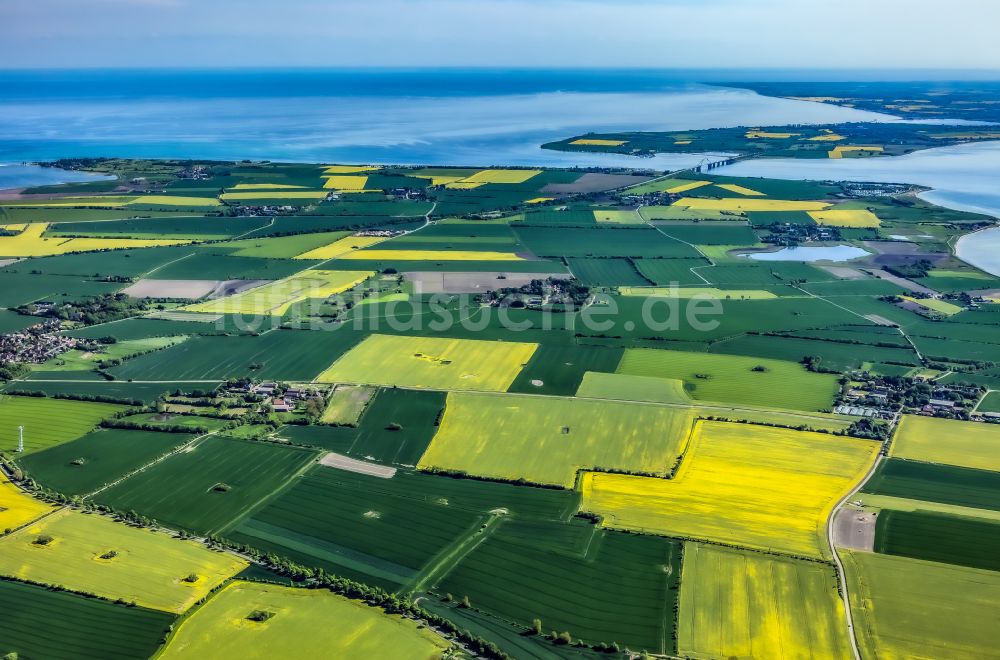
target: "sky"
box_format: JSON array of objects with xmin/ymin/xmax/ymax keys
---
[{"xmin": 2, "ymin": 0, "xmax": 999, "ymax": 71}]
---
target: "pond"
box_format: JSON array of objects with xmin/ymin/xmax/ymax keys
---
[{"xmin": 740, "ymin": 245, "xmax": 871, "ymax": 262}]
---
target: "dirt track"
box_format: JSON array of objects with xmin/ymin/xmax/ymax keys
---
[{"xmin": 319, "ymin": 452, "xmax": 396, "ymax": 479}]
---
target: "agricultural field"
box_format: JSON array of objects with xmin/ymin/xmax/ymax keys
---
[
  {"xmin": 316, "ymin": 334, "xmax": 537, "ymax": 392},
  {"xmin": 185, "ymin": 269, "xmax": 373, "ymax": 316},
  {"xmin": 4, "ymin": 153, "xmax": 1000, "ymax": 656},
  {"xmin": 874, "ymin": 509, "xmax": 1000, "ymax": 571},
  {"xmin": 0, "ymin": 509, "xmax": 247, "ymax": 613},
  {"xmin": 0, "ymin": 474, "xmax": 53, "ymax": 532},
  {"xmin": 678, "ymin": 543, "xmax": 851, "ymax": 660},
  {"xmin": 580, "ymin": 421, "xmax": 879, "ymax": 558},
  {"xmin": 843, "ymin": 550, "xmax": 1000, "ymax": 659},
  {"xmin": 436, "ymin": 523, "xmax": 680, "ymax": 653},
  {"xmin": 95, "ymin": 435, "xmax": 318, "ymax": 534},
  {"xmin": 16, "ymin": 428, "xmax": 195, "ymax": 496},
  {"xmin": 0, "ymin": 578, "xmax": 174, "ymax": 660},
  {"xmin": 0, "ymin": 395, "xmax": 131, "ymax": 455},
  {"xmin": 890, "ymin": 415, "xmax": 1000, "ymax": 471},
  {"xmin": 861, "ymin": 458, "xmax": 1000, "ymax": 511},
  {"xmin": 616, "ymin": 348, "xmax": 840, "ymax": 411},
  {"xmin": 417, "ymin": 391, "xmax": 695, "ymax": 487},
  {"xmin": 160, "ymin": 581, "xmax": 448, "ymax": 659}
]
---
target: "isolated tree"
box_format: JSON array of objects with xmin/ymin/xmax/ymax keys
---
[{"xmin": 531, "ymin": 618, "xmax": 543, "ymax": 635}]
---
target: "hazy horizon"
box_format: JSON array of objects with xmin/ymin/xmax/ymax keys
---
[{"xmin": 2, "ymin": 0, "xmax": 998, "ymax": 71}]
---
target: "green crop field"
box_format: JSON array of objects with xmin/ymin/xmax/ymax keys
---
[
  {"xmin": 17, "ymin": 428, "xmax": 195, "ymax": 496},
  {"xmin": 0, "ymin": 395, "xmax": 131, "ymax": 455},
  {"xmin": 575, "ymin": 371, "xmax": 691, "ymax": 404},
  {"xmin": 0, "ymin": 578, "xmax": 175, "ymax": 660},
  {"xmin": 843, "ymin": 550, "xmax": 1000, "ymax": 659},
  {"xmin": 616, "ymin": 348, "xmax": 840, "ymax": 411},
  {"xmin": 95, "ymin": 435, "xmax": 317, "ymax": 534},
  {"xmin": 978, "ymin": 391, "xmax": 1000, "ymax": 412},
  {"xmin": 861, "ymin": 458, "xmax": 1000, "ymax": 511},
  {"xmin": 891, "ymin": 415, "xmax": 1000, "ymax": 471},
  {"xmin": 506, "ymin": 344, "xmax": 623, "ymax": 396},
  {"xmin": 227, "ymin": 467, "xmax": 577, "ymax": 591},
  {"xmin": 677, "ymin": 543, "xmax": 851, "ymax": 660},
  {"xmin": 0, "ymin": 509, "xmax": 247, "ymax": 613},
  {"xmin": 282, "ymin": 388, "xmax": 445, "ymax": 465},
  {"xmin": 566, "ymin": 257, "xmax": 651, "ymax": 286},
  {"xmin": 6, "ymin": 153, "xmax": 1000, "ymax": 656},
  {"xmin": 160, "ymin": 581, "xmax": 448, "ymax": 659},
  {"xmin": 418, "ymin": 391, "xmax": 695, "ymax": 487},
  {"xmin": 874, "ymin": 509, "xmax": 1000, "ymax": 571},
  {"xmin": 437, "ymin": 522, "xmax": 680, "ymax": 654},
  {"xmin": 109, "ymin": 328, "xmax": 366, "ymax": 381}
]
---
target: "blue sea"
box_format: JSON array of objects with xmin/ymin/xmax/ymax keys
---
[
  {"xmin": 0, "ymin": 68, "xmax": 894, "ymax": 167},
  {"xmin": 1, "ymin": 68, "xmax": 998, "ymax": 273}
]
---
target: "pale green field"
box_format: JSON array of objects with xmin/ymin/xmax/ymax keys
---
[
  {"xmin": 0, "ymin": 395, "xmax": 130, "ymax": 454},
  {"xmin": 320, "ymin": 385, "xmax": 375, "ymax": 425},
  {"xmin": 890, "ymin": 415, "xmax": 1000, "ymax": 472},
  {"xmin": 618, "ymin": 287, "xmax": 777, "ymax": 300},
  {"xmin": 316, "ymin": 334, "xmax": 537, "ymax": 393},
  {"xmin": 36, "ymin": 337, "xmax": 187, "ymax": 372},
  {"xmin": 592, "ymin": 209, "xmax": 641, "ymax": 224},
  {"xmin": 186, "ymin": 270, "xmax": 372, "ymax": 316},
  {"xmin": 575, "ymin": 371, "xmax": 691, "ymax": 404},
  {"xmin": 617, "ymin": 349, "xmax": 840, "ymax": 412},
  {"xmin": 678, "ymin": 543, "xmax": 851, "ymax": 660},
  {"xmin": 417, "ymin": 391, "xmax": 694, "ymax": 487},
  {"xmin": 843, "ymin": 550, "xmax": 1000, "ymax": 659},
  {"xmin": 0, "ymin": 509, "xmax": 247, "ymax": 613},
  {"xmin": 160, "ymin": 581, "xmax": 448, "ymax": 659},
  {"xmin": 853, "ymin": 494, "xmax": 1000, "ymax": 523}
]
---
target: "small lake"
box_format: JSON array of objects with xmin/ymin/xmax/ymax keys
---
[
  {"xmin": 741, "ymin": 245, "xmax": 871, "ymax": 262},
  {"xmin": 0, "ymin": 163, "xmax": 114, "ymax": 190}
]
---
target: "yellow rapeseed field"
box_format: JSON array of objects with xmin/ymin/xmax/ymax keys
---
[
  {"xmin": 665, "ymin": 181, "xmax": 712, "ymax": 194},
  {"xmin": 579, "ymin": 420, "xmax": 879, "ymax": 558},
  {"xmin": 0, "ymin": 223, "xmax": 191, "ymax": 257},
  {"xmin": 0, "ymin": 476, "xmax": 52, "ymax": 532},
  {"xmin": 570, "ymin": 139, "xmax": 627, "ymax": 146},
  {"xmin": 829, "ymin": 145, "xmax": 884, "ymax": 159},
  {"xmin": 0, "ymin": 509, "xmax": 247, "ymax": 613},
  {"xmin": 673, "ymin": 198, "xmax": 831, "ymax": 212},
  {"xmin": 900, "ymin": 295, "xmax": 963, "ymax": 316},
  {"xmin": 674, "ymin": 140, "xmax": 693, "ymax": 145},
  {"xmin": 459, "ymin": 169, "xmax": 542, "ymax": 184},
  {"xmin": 186, "ymin": 270, "xmax": 373, "ymax": 316},
  {"xmin": 714, "ymin": 183, "xmax": 765, "ymax": 196},
  {"xmin": 808, "ymin": 209, "xmax": 881, "ymax": 227},
  {"xmin": 293, "ymin": 235, "xmax": 386, "ymax": 260},
  {"xmin": 808, "ymin": 134, "xmax": 846, "ymax": 141},
  {"xmin": 417, "ymin": 392, "xmax": 695, "ymax": 487},
  {"xmin": 337, "ymin": 249, "xmax": 525, "ymax": 261},
  {"xmin": 593, "ymin": 210, "xmax": 640, "ymax": 224},
  {"xmin": 678, "ymin": 542, "xmax": 851, "ymax": 660},
  {"xmin": 316, "ymin": 334, "xmax": 537, "ymax": 392},
  {"xmin": 321, "ymin": 176, "xmax": 369, "ymax": 190},
  {"xmin": 220, "ymin": 191, "xmax": 328, "ymax": 200},
  {"xmin": 524, "ymin": 197, "xmax": 554, "ymax": 204},
  {"xmin": 322, "ymin": 165, "xmax": 380, "ymax": 174}
]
